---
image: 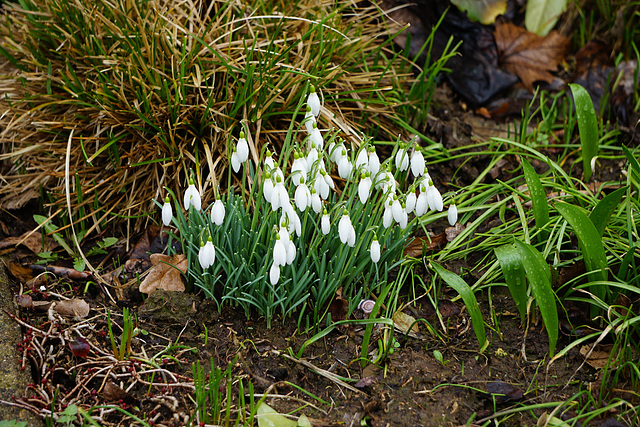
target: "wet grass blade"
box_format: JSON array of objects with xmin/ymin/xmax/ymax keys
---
[
  {"xmin": 430, "ymin": 262, "xmax": 487, "ymax": 351},
  {"xmin": 513, "ymin": 239, "xmax": 557, "ymax": 357},
  {"xmin": 589, "ymin": 186, "xmax": 627, "ymax": 237},
  {"xmin": 494, "ymin": 244, "xmax": 528, "ymax": 324},
  {"xmin": 521, "ymin": 158, "xmax": 549, "ymax": 243},
  {"xmin": 569, "ymin": 83, "xmax": 599, "ymax": 182}
]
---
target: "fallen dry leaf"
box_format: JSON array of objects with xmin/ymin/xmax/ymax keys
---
[
  {"xmin": 404, "ymin": 233, "xmax": 448, "ymax": 258},
  {"xmin": 53, "ymin": 299, "xmax": 91, "ymax": 319},
  {"xmin": 100, "ymin": 381, "xmax": 138, "ymax": 404},
  {"xmin": 393, "ymin": 311, "xmax": 420, "ymax": 335},
  {"xmin": 494, "ymin": 21, "xmax": 569, "ymax": 91},
  {"xmin": 138, "ymin": 253, "xmax": 187, "ymax": 294},
  {"xmin": 0, "ymin": 230, "xmax": 53, "ymax": 253},
  {"xmin": 580, "ymin": 344, "xmax": 618, "ymax": 370}
]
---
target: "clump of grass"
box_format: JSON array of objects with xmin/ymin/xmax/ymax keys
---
[{"xmin": 0, "ymin": 0, "xmax": 429, "ymax": 236}]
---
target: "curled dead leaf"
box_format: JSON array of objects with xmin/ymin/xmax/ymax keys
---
[
  {"xmin": 0, "ymin": 231, "xmax": 53, "ymax": 253},
  {"xmin": 53, "ymin": 299, "xmax": 90, "ymax": 319},
  {"xmin": 138, "ymin": 254, "xmax": 188, "ymax": 294}
]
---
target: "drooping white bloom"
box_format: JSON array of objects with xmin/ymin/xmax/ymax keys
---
[
  {"xmin": 310, "ymin": 189, "xmax": 322, "ymax": 213},
  {"xmin": 264, "ymin": 150, "xmax": 275, "ymax": 171},
  {"xmin": 271, "ymin": 179, "xmax": 288, "ymax": 211},
  {"xmin": 198, "ymin": 237, "xmax": 215, "ymax": 269},
  {"xmin": 410, "ymin": 149, "xmax": 425, "ymax": 177},
  {"xmin": 368, "ymin": 147, "xmax": 380, "ymax": 176},
  {"xmin": 286, "ymin": 241, "xmax": 296, "ymax": 265},
  {"xmin": 273, "ymin": 234, "xmax": 287, "ymax": 267},
  {"xmin": 383, "ymin": 204, "xmax": 393, "ymax": 228},
  {"xmin": 321, "ymin": 211, "xmax": 330, "ymax": 235},
  {"xmin": 391, "ymin": 197, "xmax": 403, "ymax": 223},
  {"xmin": 161, "ymin": 196, "xmax": 172, "ymax": 226},
  {"xmin": 358, "ymin": 173, "xmax": 372, "ymax": 204},
  {"xmin": 309, "ymin": 122, "xmax": 323, "ymax": 150},
  {"xmin": 307, "ymin": 147, "xmax": 319, "ymax": 170},
  {"xmin": 337, "ymin": 154, "xmax": 352, "ymax": 179},
  {"xmin": 304, "ymin": 104, "xmax": 316, "ymax": 134},
  {"xmin": 338, "ymin": 212, "xmax": 354, "ymax": 245},
  {"xmin": 395, "ymin": 145, "xmax": 409, "ymax": 171},
  {"xmin": 307, "ymin": 85, "xmax": 321, "ymax": 117},
  {"xmin": 321, "ymin": 163, "xmax": 335, "ymax": 190},
  {"xmin": 347, "ymin": 226, "xmax": 356, "ymax": 247},
  {"xmin": 230, "ymin": 149, "xmax": 241, "ymax": 173},
  {"xmin": 262, "ymin": 172, "xmax": 274, "ymax": 202},
  {"xmin": 211, "ymin": 199, "xmax": 225, "ymax": 226},
  {"xmin": 398, "ymin": 207, "xmax": 408, "ymax": 229},
  {"xmin": 415, "ymin": 192, "xmax": 429, "ymax": 216},
  {"xmin": 426, "ymin": 182, "xmax": 444, "ymax": 212},
  {"xmin": 270, "ymin": 262, "xmax": 280, "ymax": 285},
  {"xmin": 282, "ymin": 204, "xmax": 302, "ymax": 237},
  {"xmin": 329, "ymin": 141, "xmax": 344, "ymax": 163},
  {"xmin": 236, "ymin": 131, "xmax": 249, "ymax": 163},
  {"xmin": 448, "ymin": 204, "xmax": 458, "ymax": 226},
  {"xmin": 315, "ymin": 171, "xmax": 330, "ymax": 200},
  {"xmin": 291, "ymin": 151, "xmax": 308, "ymax": 186},
  {"xmin": 370, "ymin": 238, "xmax": 381, "ymax": 263},
  {"xmin": 294, "ymin": 179, "xmax": 311, "ymax": 211},
  {"xmin": 183, "ymin": 179, "xmax": 201, "ymax": 211},
  {"xmin": 376, "ymin": 168, "xmax": 396, "ymax": 194},
  {"xmin": 405, "ymin": 191, "xmax": 417, "ymax": 214},
  {"xmin": 355, "ymin": 148, "xmax": 369, "ymax": 170}
]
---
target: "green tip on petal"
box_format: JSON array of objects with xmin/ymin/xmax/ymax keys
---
[
  {"xmin": 312, "ymin": 122, "xmax": 318, "ymax": 130},
  {"xmin": 239, "ymin": 131, "xmax": 245, "ymax": 138},
  {"xmin": 306, "ymin": 104, "xmax": 311, "ymax": 112},
  {"xmin": 189, "ymin": 177, "xmax": 195, "ymax": 185},
  {"xmin": 310, "ymin": 84, "xmax": 316, "ymax": 93},
  {"xmin": 200, "ymin": 240, "xmax": 205, "ymax": 247},
  {"xmin": 207, "ymin": 236, "xmax": 213, "ymax": 243},
  {"xmin": 164, "ymin": 196, "xmax": 170, "ymax": 203},
  {"xmin": 275, "ymin": 233, "xmax": 280, "ymax": 240},
  {"xmin": 265, "ymin": 149, "xmax": 272, "ymax": 157}
]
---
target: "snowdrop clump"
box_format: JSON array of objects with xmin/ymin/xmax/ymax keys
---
[{"xmin": 159, "ymin": 85, "xmax": 456, "ymax": 324}]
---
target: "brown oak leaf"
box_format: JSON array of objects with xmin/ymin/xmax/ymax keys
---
[
  {"xmin": 494, "ymin": 21, "xmax": 569, "ymax": 91},
  {"xmin": 138, "ymin": 253, "xmax": 187, "ymax": 294}
]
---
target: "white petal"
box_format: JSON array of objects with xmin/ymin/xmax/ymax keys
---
[
  {"xmin": 198, "ymin": 244, "xmax": 208, "ymax": 269},
  {"xmin": 321, "ymin": 214, "xmax": 330, "ymax": 235},
  {"xmin": 310, "ymin": 128, "xmax": 323, "ymax": 150},
  {"xmin": 391, "ymin": 199, "xmax": 403, "ymax": 223},
  {"xmin": 211, "ymin": 200, "xmax": 226, "ymax": 226},
  {"xmin": 184, "ymin": 184, "xmax": 201, "ymax": 210},
  {"xmin": 237, "ymin": 137, "xmax": 249, "ymax": 163},
  {"xmin": 448, "ymin": 204, "xmax": 458, "ymax": 226},
  {"xmin": 427, "ymin": 186, "xmax": 443, "ymax": 211},
  {"xmin": 395, "ymin": 148, "xmax": 409, "ymax": 171},
  {"xmin": 231, "ymin": 151, "xmax": 241, "ymax": 172},
  {"xmin": 204, "ymin": 240, "xmax": 216, "ymax": 267},
  {"xmin": 338, "ymin": 156, "xmax": 352, "ymax": 179},
  {"xmin": 294, "ymin": 184, "xmax": 310, "ymax": 211},
  {"xmin": 304, "ymin": 110, "xmax": 316, "ymax": 134},
  {"xmin": 162, "ymin": 202, "xmax": 173, "ymax": 226},
  {"xmin": 338, "ymin": 214, "xmax": 351, "ymax": 244},
  {"xmin": 355, "ymin": 149, "xmax": 368, "ymax": 170},
  {"xmin": 269, "ymin": 263, "xmax": 280, "ymax": 285},
  {"xmin": 307, "ymin": 91, "xmax": 321, "ymax": 116},
  {"xmin": 263, "ymin": 178, "xmax": 274, "ymax": 202},
  {"xmin": 415, "ymin": 192, "xmax": 429, "ymax": 216},
  {"xmin": 358, "ymin": 177, "xmax": 371, "ymax": 204},
  {"xmin": 273, "ymin": 239, "xmax": 287, "ymax": 267},
  {"xmin": 286, "ymin": 241, "xmax": 296, "ymax": 265},
  {"xmin": 306, "ymin": 148, "xmax": 318, "ymax": 169},
  {"xmin": 399, "ymin": 210, "xmax": 408, "ymax": 229},
  {"xmin": 347, "ymin": 226, "xmax": 356, "ymax": 247},
  {"xmin": 410, "ymin": 150, "xmax": 425, "ymax": 177},
  {"xmin": 370, "ymin": 240, "xmax": 381, "ymax": 263},
  {"xmin": 311, "ymin": 193, "xmax": 322, "ymax": 213},
  {"xmin": 405, "ymin": 192, "xmax": 417, "ymax": 214},
  {"xmin": 383, "ymin": 206, "xmax": 393, "ymax": 228},
  {"xmin": 368, "ymin": 151, "xmax": 380, "ymax": 176}
]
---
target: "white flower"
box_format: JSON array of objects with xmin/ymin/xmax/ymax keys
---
[
  {"xmin": 315, "ymin": 171, "xmax": 330, "ymax": 200},
  {"xmin": 269, "ymin": 263, "xmax": 280, "ymax": 285},
  {"xmin": 448, "ymin": 204, "xmax": 458, "ymax": 226},
  {"xmin": 264, "ymin": 150, "xmax": 275, "ymax": 170},
  {"xmin": 263, "ymin": 172, "xmax": 274, "ymax": 202},
  {"xmin": 405, "ymin": 191, "xmax": 417, "ymax": 214},
  {"xmin": 368, "ymin": 147, "xmax": 380, "ymax": 176},
  {"xmin": 329, "ymin": 141, "xmax": 344, "ymax": 163},
  {"xmin": 307, "ymin": 85, "xmax": 321, "ymax": 117},
  {"xmin": 273, "ymin": 234, "xmax": 287, "ymax": 267},
  {"xmin": 230, "ymin": 150, "xmax": 241, "ymax": 173},
  {"xmin": 236, "ymin": 131, "xmax": 249, "ymax": 163},
  {"xmin": 383, "ymin": 201, "xmax": 393, "ymax": 228},
  {"xmin": 183, "ymin": 179, "xmax": 201, "ymax": 211},
  {"xmin": 395, "ymin": 145, "xmax": 409, "ymax": 171},
  {"xmin": 398, "ymin": 207, "xmax": 408, "ymax": 229},
  {"xmin": 211, "ymin": 200, "xmax": 225, "ymax": 226},
  {"xmin": 337, "ymin": 155, "xmax": 352, "ymax": 179},
  {"xmin": 338, "ymin": 212, "xmax": 353, "ymax": 244},
  {"xmin": 347, "ymin": 227, "xmax": 356, "ymax": 247},
  {"xmin": 271, "ymin": 176, "xmax": 288, "ymax": 211},
  {"xmin": 355, "ymin": 148, "xmax": 369, "ymax": 170},
  {"xmin": 410, "ymin": 150, "xmax": 425, "ymax": 177},
  {"xmin": 309, "ymin": 123, "xmax": 323, "ymax": 150},
  {"xmin": 310, "ymin": 189, "xmax": 322, "ymax": 213},
  {"xmin": 161, "ymin": 196, "xmax": 172, "ymax": 226},
  {"xmin": 306, "ymin": 147, "xmax": 319, "ymax": 171},
  {"xmin": 286, "ymin": 241, "xmax": 296, "ymax": 265},
  {"xmin": 391, "ymin": 197, "xmax": 403, "ymax": 223},
  {"xmin": 304, "ymin": 105, "xmax": 316, "ymax": 134},
  {"xmin": 415, "ymin": 192, "xmax": 428, "ymax": 216},
  {"xmin": 426, "ymin": 182, "xmax": 443, "ymax": 211},
  {"xmin": 321, "ymin": 211, "xmax": 330, "ymax": 235},
  {"xmin": 198, "ymin": 237, "xmax": 215, "ymax": 269},
  {"xmin": 294, "ymin": 179, "xmax": 311, "ymax": 211},
  {"xmin": 358, "ymin": 174, "xmax": 372, "ymax": 204},
  {"xmin": 282, "ymin": 204, "xmax": 302, "ymax": 237},
  {"xmin": 291, "ymin": 152, "xmax": 308, "ymax": 186},
  {"xmin": 370, "ymin": 239, "xmax": 381, "ymax": 263}
]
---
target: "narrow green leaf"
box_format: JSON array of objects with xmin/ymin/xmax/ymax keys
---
[
  {"xmin": 513, "ymin": 239, "xmax": 558, "ymax": 357},
  {"xmin": 525, "ymin": 0, "xmax": 569, "ymax": 36},
  {"xmin": 521, "ymin": 158, "xmax": 549, "ymax": 242},
  {"xmin": 430, "ymin": 262, "xmax": 486, "ymax": 350},
  {"xmin": 589, "ymin": 186, "xmax": 627, "ymax": 237},
  {"xmin": 494, "ymin": 244, "xmax": 528, "ymax": 324},
  {"xmin": 33, "ymin": 214, "xmax": 75, "ymax": 256},
  {"xmin": 621, "ymin": 146, "xmax": 640, "ymax": 182},
  {"xmin": 569, "ymin": 83, "xmax": 599, "ymax": 182}
]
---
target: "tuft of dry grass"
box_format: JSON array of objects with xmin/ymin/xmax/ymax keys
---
[{"xmin": 0, "ymin": 0, "xmax": 422, "ymax": 236}]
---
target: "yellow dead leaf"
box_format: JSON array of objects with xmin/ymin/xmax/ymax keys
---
[
  {"xmin": 53, "ymin": 299, "xmax": 90, "ymax": 319},
  {"xmin": 138, "ymin": 254, "xmax": 188, "ymax": 294},
  {"xmin": 393, "ymin": 311, "xmax": 419, "ymax": 335}
]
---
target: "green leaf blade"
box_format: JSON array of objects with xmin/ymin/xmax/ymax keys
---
[
  {"xmin": 569, "ymin": 83, "xmax": 599, "ymax": 182},
  {"xmin": 495, "ymin": 244, "xmax": 528, "ymax": 324},
  {"xmin": 522, "ymin": 158, "xmax": 549, "ymax": 242},
  {"xmin": 589, "ymin": 186, "xmax": 627, "ymax": 237}
]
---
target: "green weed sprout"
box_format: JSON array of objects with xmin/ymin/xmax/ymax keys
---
[{"xmin": 158, "ymin": 86, "xmax": 455, "ymax": 328}]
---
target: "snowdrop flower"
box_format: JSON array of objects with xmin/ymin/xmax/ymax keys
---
[
  {"xmin": 230, "ymin": 147, "xmax": 241, "ymax": 173},
  {"xmin": 426, "ymin": 181, "xmax": 443, "ymax": 211},
  {"xmin": 405, "ymin": 191, "xmax": 417, "ymax": 214},
  {"xmin": 263, "ymin": 171, "xmax": 274, "ymax": 202},
  {"xmin": 337, "ymin": 152, "xmax": 352, "ymax": 179},
  {"xmin": 410, "ymin": 149, "xmax": 425, "ymax": 177},
  {"xmin": 307, "ymin": 147, "xmax": 319, "ymax": 170},
  {"xmin": 270, "ymin": 263, "xmax": 280, "ymax": 285},
  {"xmin": 321, "ymin": 209, "xmax": 330, "ymax": 235},
  {"xmin": 291, "ymin": 151, "xmax": 308, "ymax": 186},
  {"xmin": 270, "ymin": 175, "xmax": 289, "ymax": 211},
  {"xmin": 161, "ymin": 196, "xmax": 172, "ymax": 226},
  {"xmin": 315, "ymin": 170, "xmax": 330, "ymax": 200},
  {"xmin": 375, "ymin": 167, "xmax": 396, "ymax": 194},
  {"xmin": 307, "ymin": 85, "xmax": 321, "ymax": 117},
  {"xmin": 211, "ymin": 199, "xmax": 225, "ymax": 226},
  {"xmin": 309, "ymin": 122, "xmax": 323, "ymax": 150},
  {"xmin": 273, "ymin": 233, "xmax": 287, "ymax": 267},
  {"xmin": 236, "ymin": 131, "xmax": 249, "ymax": 163},
  {"xmin": 320, "ymin": 162, "xmax": 335, "ymax": 190},
  {"xmin": 367, "ymin": 146, "xmax": 380, "ymax": 176},
  {"xmin": 282, "ymin": 203, "xmax": 302, "ymax": 237},
  {"xmin": 286, "ymin": 240, "xmax": 296, "ymax": 265},
  {"xmin": 264, "ymin": 149, "xmax": 275, "ymax": 171},
  {"xmin": 329, "ymin": 141, "xmax": 344, "ymax": 163},
  {"xmin": 358, "ymin": 172, "xmax": 372, "ymax": 204},
  {"xmin": 448, "ymin": 204, "xmax": 458, "ymax": 226},
  {"xmin": 355, "ymin": 147, "xmax": 369, "ymax": 171},
  {"xmin": 310, "ymin": 188, "xmax": 322, "ymax": 214},
  {"xmin": 294, "ymin": 177, "xmax": 311, "ymax": 211},
  {"xmin": 395, "ymin": 144, "xmax": 409, "ymax": 171},
  {"xmin": 183, "ymin": 178, "xmax": 202, "ymax": 211},
  {"xmin": 304, "ymin": 104, "xmax": 316, "ymax": 134},
  {"xmin": 391, "ymin": 196, "xmax": 403, "ymax": 223},
  {"xmin": 398, "ymin": 205, "xmax": 408, "ymax": 229},
  {"xmin": 338, "ymin": 211, "xmax": 355, "ymax": 246},
  {"xmin": 383, "ymin": 198, "xmax": 393, "ymax": 228},
  {"xmin": 415, "ymin": 191, "xmax": 429, "ymax": 216},
  {"xmin": 370, "ymin": 238, "xmax": 381, "ymax": 263},
  {"xmin": 198, "ymin": 236, "xmax": 215, "ymax": 269}
]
